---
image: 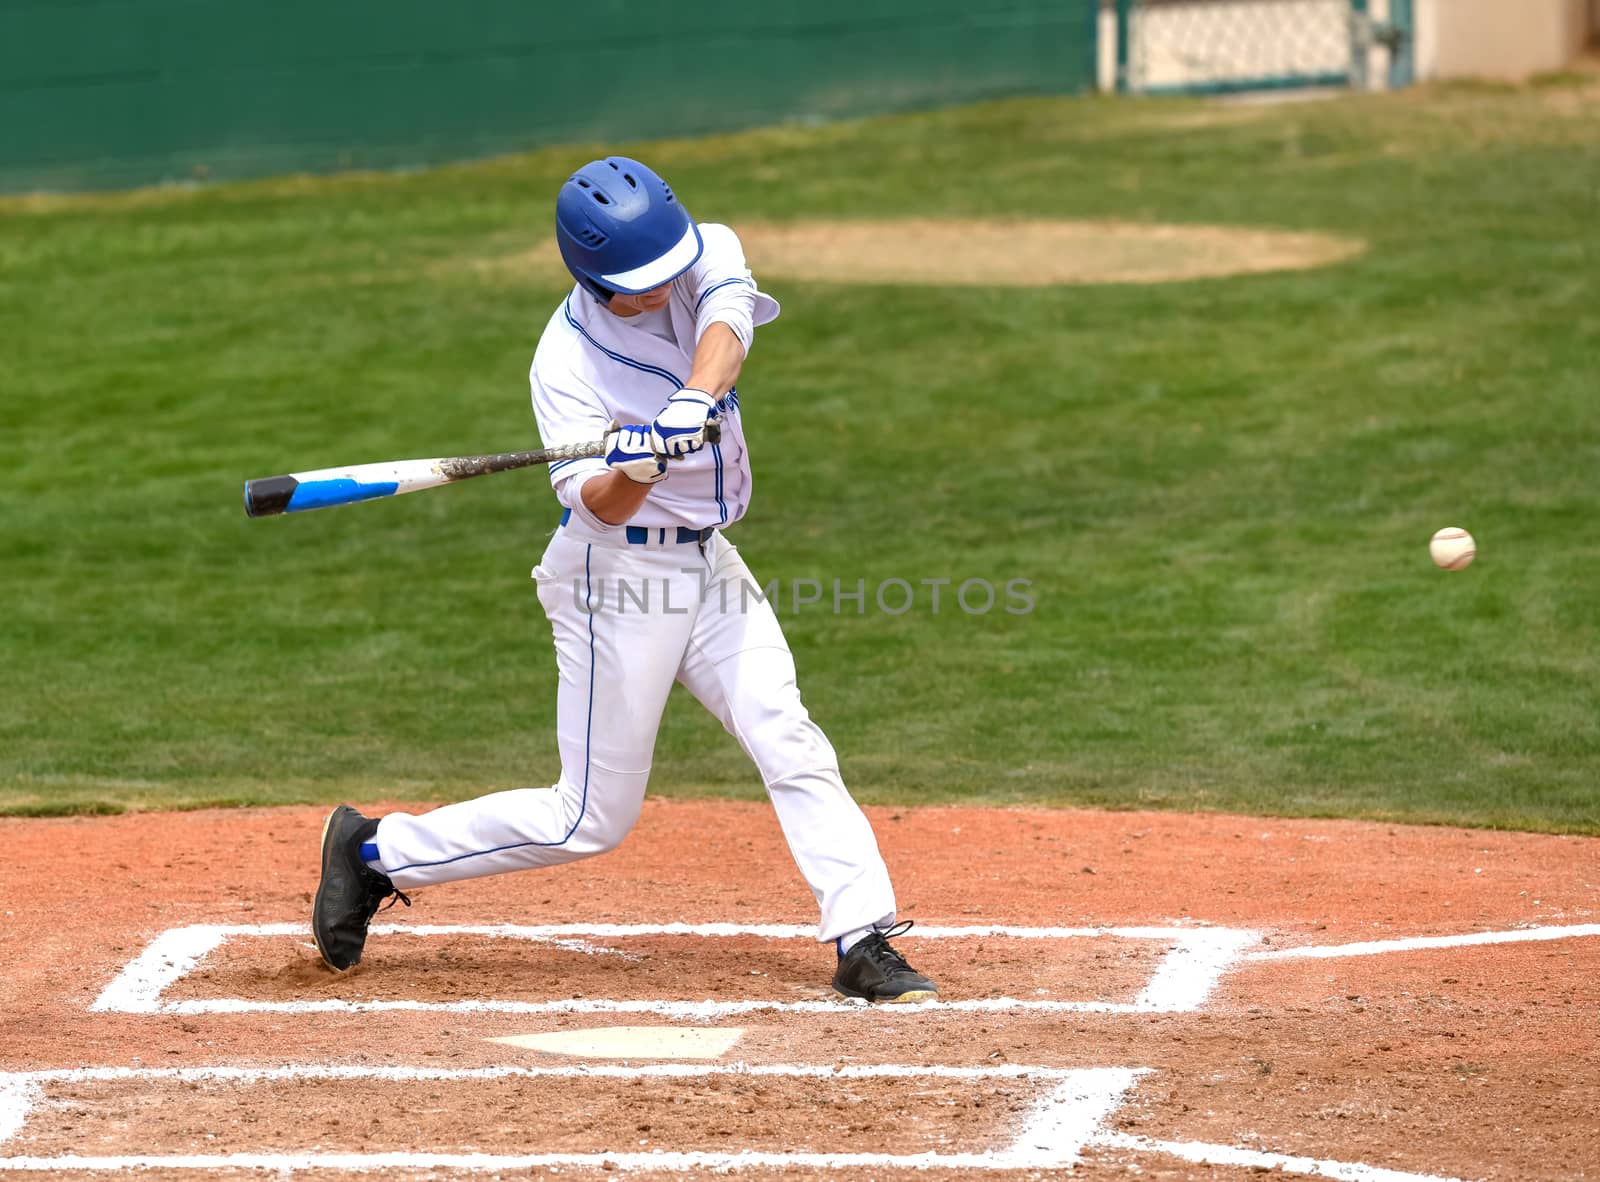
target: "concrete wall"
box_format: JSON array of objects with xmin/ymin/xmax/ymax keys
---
[{"xmin": 1416, "ymin": 0, "xmax": 1590, "ymax": 80}]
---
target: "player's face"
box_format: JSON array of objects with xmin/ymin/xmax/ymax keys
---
[{"xmin": 608, "ymin": 282, "xmax": 673, "ymax": 317}]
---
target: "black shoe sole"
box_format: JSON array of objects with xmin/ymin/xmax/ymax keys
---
[{"xmin": 311, "ymin": 806, "xmax": 354, "ymax": 972}]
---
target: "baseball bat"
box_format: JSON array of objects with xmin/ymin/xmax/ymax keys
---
[{"xmin": 243, "ymin": 422, "xmax": 720, "ymax": 518}]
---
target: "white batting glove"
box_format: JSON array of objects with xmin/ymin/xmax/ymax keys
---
[
  {"xmin": 603, "ymin": 424, "xmax": 667, "ymax": 484},
  {"xmin": 649, "ymin": 388, "xmax": 717, "ymax": 458}
]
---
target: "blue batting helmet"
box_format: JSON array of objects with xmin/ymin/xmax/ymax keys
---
[{"xmin": 555, "ymin": 157, "xmax": 703, "ymax": 304}]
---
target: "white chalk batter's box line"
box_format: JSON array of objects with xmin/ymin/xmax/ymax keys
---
[
  {"xmin": 0, "ymin": 1062, "xmax": 1477, "ymax": 1181},
  {"xmin": 38, "ymin": 927, "xmax": 1592, "ymax": 1181},
  {"xmin": 91, "ymin": 921, "xmax": 1600, "ymax": 1020},
  {"xmin": 92, "ymin": 922, "xmax": 1263, "ymax": 1018}
]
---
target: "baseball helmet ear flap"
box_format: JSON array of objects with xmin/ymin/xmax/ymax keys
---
[{"xmin": 555, "ymin": 157, "xmax": 703, "ymax": 303}]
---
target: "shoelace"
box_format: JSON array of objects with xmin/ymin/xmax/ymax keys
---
[
  {"xmin": 361, "ymin": 870, "xmax": 411, "ymax": 917},
  {"xmin": 859, "ymin": 919, "xmax": 915, "ymax": 970}
]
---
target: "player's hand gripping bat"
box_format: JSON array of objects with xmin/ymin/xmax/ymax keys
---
[{"xmin": 243, "ymin": 422, "xmax": 721, "ymax": 518}]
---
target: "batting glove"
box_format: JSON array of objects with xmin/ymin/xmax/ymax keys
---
[
  {"xmin": 603, "ymin": 425, "xmax": 668, "ymax": 484},
  {"xmin": 649, "ymin": 388, "xmax": 717, "ymax": 458}
]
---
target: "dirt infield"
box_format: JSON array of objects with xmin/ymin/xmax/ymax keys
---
[{"xmin": 1, "ymin": 800, "xmax": 1596, "ymax": 1179}]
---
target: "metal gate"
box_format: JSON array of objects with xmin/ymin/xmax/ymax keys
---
[{"xmin": 1113, "ymin": 0, "xmax": 1414, "ymax": 94}]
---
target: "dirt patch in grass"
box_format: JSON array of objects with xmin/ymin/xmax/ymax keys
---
[
  {"xmin": 477, "ymin": 219, "xmax": 1366, "ymax": 289},
  {"xmin": 739, "ymin": 220, "xmax": 1365, "ymax": 286}
]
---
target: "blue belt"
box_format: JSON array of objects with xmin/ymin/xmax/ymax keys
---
[
  {"xmin": 629, "ymin": 525, "xmax": 714, "ymax": 546},
  {"xmin": 558, "ymin": 507, "xmax": 712, "ymax": 546}
]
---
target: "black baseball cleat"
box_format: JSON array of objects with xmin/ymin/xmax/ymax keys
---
[
  {"xmin": 831, "ymin": 920, "xmax": 939, "ymax": 1004},
  {"xmin": 311, "ymin": 805, "xmax": 409, "ymax": 971}
]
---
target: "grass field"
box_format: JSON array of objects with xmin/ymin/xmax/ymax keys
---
[{"xmin": 2, "ymin": 82, "xmax": 1596, "ymax": 830}]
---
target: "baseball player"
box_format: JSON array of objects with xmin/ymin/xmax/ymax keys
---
[{"xmin": 312, "ymin": 156, "xmax": 936, "ymax": 1004}]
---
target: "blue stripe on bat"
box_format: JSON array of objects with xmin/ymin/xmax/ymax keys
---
[{"xmin": 286, "ymin": 478, "xmax": 400, "ymax": 512}]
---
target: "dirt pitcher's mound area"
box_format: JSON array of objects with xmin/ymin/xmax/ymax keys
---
[
  {"xmin": 736, "ymin": 219, "xmax": 1366, "ymax": 286},
  {"xmin": 482, "ymin": 219, "xmax": 1366, "ymax": 288},
  {"xmin": 0, "ymin": 801, "xmax": 1596, "ymax": 1180}
]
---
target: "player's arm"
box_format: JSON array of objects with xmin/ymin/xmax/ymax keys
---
[
  {"xmin": 583, "ymin": 325, "xmax": 744, "ymax": 523},
  {"xmin": 685, "ymin": 322, "xmax": 745, "ymax": 402},
  {"xmin": 532, "ymin": 361, "xmax": 663, "ymax": 529},
  {"xmin": 649, "ymin": 323, "xmax": 745, "ymax": 456},
  {"xmin": 581, "ymin": 472, "xmax": 652, "ymax": 526},
  {"xmin": 651, "ymin": 223, "xmax": 775, "ymax": 457}
]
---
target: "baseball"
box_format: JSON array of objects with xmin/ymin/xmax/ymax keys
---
[{"xmin": 1429, "ymin": 526, "xmax": 1476, "ymax": 570}]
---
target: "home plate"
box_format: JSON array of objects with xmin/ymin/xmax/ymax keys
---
[{"xmin": 487, "ymin": 1026, "xmax": 746, "ymax": 1060}]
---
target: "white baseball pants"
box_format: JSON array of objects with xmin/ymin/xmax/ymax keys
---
[{"xmin": 369, "ymin": 525, "xmax": 897, "ymax": 943}]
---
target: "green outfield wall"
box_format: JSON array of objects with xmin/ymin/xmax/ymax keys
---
[{"xmin": 0, "ymin": 0, "xmax": 1099, "ymax": 194}]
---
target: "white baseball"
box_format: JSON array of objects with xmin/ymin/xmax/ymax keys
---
[{"xmin": 1429, "ymin": 526, "xmax": 1476, "ymax": 570}]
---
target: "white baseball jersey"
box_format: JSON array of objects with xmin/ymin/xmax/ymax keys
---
[
  {"xmin": 365, "ymin": 223, "xmax": 899, "ymax": 945},
  {"xmin": 531, "ymin": 222, "xmax": 780, "ymax": 531}
]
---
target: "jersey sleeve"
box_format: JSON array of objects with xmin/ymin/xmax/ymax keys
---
[
  {"xmin": 529, "ymin": 350, "xmax": 614, "ymax": 529},
  {"xmin": 686, "ymin": 223, "xmax": 781, "ymax": 356}
]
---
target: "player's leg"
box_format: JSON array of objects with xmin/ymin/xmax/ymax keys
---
[
  {"xmin": 675, "ymin": 535, "xmax": 936, "ymax": 1002},
  {"xmin": 313, "ymin": 536, "xmax": 694, "ymax": 970},
  {"xmin": 372, "ymin": 537, "xmax": 692, "ymax": 885}
]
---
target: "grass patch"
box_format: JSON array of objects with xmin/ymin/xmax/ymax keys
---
[{"xmin": 2, "ymin": 85, "xmax": 1597, "ymax": 830}]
